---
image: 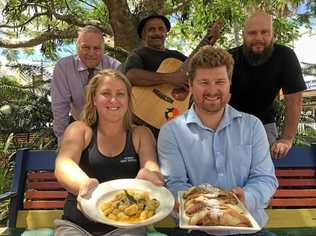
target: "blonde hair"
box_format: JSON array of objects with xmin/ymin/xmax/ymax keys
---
[
  {"xmin": 80, "ymin": 69, "xmax": 133, "ymax": 131},
  {"xmin": 188, "ymin": 46, "xmax": 234, "ymax": 82}
]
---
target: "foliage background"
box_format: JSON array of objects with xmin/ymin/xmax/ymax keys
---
[{"xmin": 0, "ymin": 0, "xmax": 315, "ymax": 226}]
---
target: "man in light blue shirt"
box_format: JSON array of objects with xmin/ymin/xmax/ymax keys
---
[{"xmin": 158, "ymin": 46, "xmax": 278, "ymax": 235}]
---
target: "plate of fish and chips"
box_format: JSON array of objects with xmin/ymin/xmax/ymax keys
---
[
  {"xmin": 179, "ymin": 184, "xmax": 261, "ymax": 234},
  {"xmin": 79, "ymin": 178, "xmax": 175, "ymax": 228}
]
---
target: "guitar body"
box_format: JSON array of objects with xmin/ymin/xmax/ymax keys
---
[{"xmin": 132, "ymin": 58, "xmax": 191, "ymax": 129}]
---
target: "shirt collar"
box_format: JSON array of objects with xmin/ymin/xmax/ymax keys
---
[
  {"xmin": 218, "ymin": 104, "xmax": 242, "ymax": 131},
  {"xmin": 185, "ymin": 104, "xmax": 242, "ymax": 132},
  {"xmin": 75, "ymin": 55, "xmax": 103, "ymax": 72},
  {"xmin": 186, "ymin": 105, "xmax": 205, "ymax": 128}
]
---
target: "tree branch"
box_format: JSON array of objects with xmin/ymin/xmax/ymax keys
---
[
  {"xmin": 141, "ymin": 0, "xmax": 165, "ymax": 12},
  {"xmin": 0, "ymin": 12, "xmax": 48, "ymax": 29},
  {"xmin": 104, "ymin": 43, "xmax": 129, "ymax": 59},
  {"xmin": 0, "ymin": 30, "xmax": 77, "ymax": 49},
  {"xmin": 52, "ymin": 12, "xmax": 113, "ymax": 36},
  {"xmin": 164, "ymin": 0, "xmax": 191, "ymax": 15},
  {"xmin": 76, "ymin": 0, "xmax": 98, "ymax": 9}
]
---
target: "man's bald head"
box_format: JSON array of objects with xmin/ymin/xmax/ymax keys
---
[
  {"xmin": 242, "ymin": 11, "xmax": 274, "ymax": 66},
  {"xmin": 244, "ymin": 11, "xmax": 273, "ymax": 32}
]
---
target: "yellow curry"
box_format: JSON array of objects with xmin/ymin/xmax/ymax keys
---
[{"xmin": 100, "ymin": 190, "xmax": 160, "ymax": 223}]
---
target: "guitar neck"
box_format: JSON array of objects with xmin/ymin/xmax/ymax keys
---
[
  {"xmin": 181, "ymin": 20, "xmax": 223, "ymax": 72},
  {"xmin": 181, "ymin": 35, "xmax": 213, "ymax": 71}
]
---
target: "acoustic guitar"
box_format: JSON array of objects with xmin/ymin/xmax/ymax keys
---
[{"xmin": 132, "ymin": 20, "xmax": 224, "ymax": 129}]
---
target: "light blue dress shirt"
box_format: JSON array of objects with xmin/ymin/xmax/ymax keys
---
[{"xmin": 158, "ymin": 104, "xmax": 278, "ymax": 230}]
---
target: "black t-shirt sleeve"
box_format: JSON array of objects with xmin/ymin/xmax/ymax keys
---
[
  {"xmin": 281, "ymin": 47, "xmax": 307, "ymax": 94},
  {"xmin": 124, "ymin": 51, "xmax": 144, "ymax": 73},
  {"xmin": 174, "ymin": 51, "xmax": 187, "ymax": 62}
]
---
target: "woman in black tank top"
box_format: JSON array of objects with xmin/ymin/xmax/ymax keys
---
[{"xmin": 54, "ymin": 70, "xmax": 164, "ymax": 236}]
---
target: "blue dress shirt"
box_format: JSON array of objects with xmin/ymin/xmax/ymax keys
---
[{"xmin": 158, "ymin": 104, "xmax": 278, "ymax": 229}]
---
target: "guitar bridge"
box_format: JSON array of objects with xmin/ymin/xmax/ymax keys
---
[{"xmin": 152, "ymin": 88, "xmax": 174, "ymax": 104}]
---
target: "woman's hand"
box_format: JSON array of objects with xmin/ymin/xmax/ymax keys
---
[
  {"xmin": 136, "ymin": 168, "xmax": 165, "ymax": 186},
  {"xmin": 77, "ymin": 178, "xmax": 99, "ymax": 211}
]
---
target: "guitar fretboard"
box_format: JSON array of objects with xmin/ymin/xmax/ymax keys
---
[{"xmin": 181, "ymin": 19, "xmax": 224, "ymax": 72}]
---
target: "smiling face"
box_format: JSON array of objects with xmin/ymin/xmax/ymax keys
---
[
  {"xmin": 93, "ymin": 76, "xmax": 129, "ymax": 123},
  {"xmin": 243, "ymin": 12, "xmax": 273, "ymax": 54},
  {"xmin": 77, "ymin": 32, "xmax": 104, "ymax": 69},
  {"xmin": 190, "ymin": 66, "xmax": 231, "ymax": 116},
  {"xmin": 142, "ymin": 18, "xmax": 167, "ymax": 50}
]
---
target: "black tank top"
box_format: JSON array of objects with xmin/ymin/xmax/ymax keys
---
[{"xmin": 63, "ymin": 128, "xmax": 140, "ymax": 234}]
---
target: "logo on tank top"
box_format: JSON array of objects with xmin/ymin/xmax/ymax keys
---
[{"xmin": 120, "ymin": 156, "xmax": 137, "ymax": 163}]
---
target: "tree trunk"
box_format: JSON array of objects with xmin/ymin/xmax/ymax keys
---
[
  {"xmin": 105, "ymin": 0, "xmax": 166, "ymax": 53},
  {"xmin": 105, "ymin": 0, "xmax": 140, "ymax": 52}
]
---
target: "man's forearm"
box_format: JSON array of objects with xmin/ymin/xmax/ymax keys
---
[
  {"xmin": 281, "ymin": 93, "xmax": 302, "ymax": 141},
  {"xmin": 126, "ymin": 68, "xmax": 171, "ymax": 86}
]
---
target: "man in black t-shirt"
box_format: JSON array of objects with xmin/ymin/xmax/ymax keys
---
[
  {"xmin": 229, "ymin": 11, "xmax": 306, "ymax": 159},
  {"xmin": 125, "ymin": 13, "xmax": 187, "ymax": 137}
]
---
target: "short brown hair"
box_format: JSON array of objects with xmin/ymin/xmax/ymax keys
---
[
  {"xmin": 188, "ymin": 46, "xmax": 234, "ymax": 83},
  {"xmin": 80, "ymin": 69, "xmax": 133, "ymax": 131}
]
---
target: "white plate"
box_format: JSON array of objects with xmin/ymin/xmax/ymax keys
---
[
  {"xmin": 178, "ymin": 191, "xmax": 261, "ymax": 234},
  {"xmin": 80, "ymin": 178, "xmax": 175, "ymax": 228}
]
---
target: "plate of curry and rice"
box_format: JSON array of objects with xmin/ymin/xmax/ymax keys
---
[
  {"xmin": 178, "ymin": 184, "xmax": 261, "ymax": 234},
  {"xmin": 79, "ymin": 178, "xmax": 175, "ymax": 228}
]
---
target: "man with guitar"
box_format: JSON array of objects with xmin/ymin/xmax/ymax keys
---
[
  {"xmin": 125, "ymin": 13, "xmax": 188, "ymax": 137},
  {"xmin": 125, "ymin": 14, "xmax": 223, "ymax": 138},
  {"xmin": 228, "ymin": 11, "xmax": 306, "ymax": 159}
]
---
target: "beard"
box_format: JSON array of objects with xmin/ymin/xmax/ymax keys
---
[
  {"xmin": 198, "ymin": 92, "xmax": 231, "ymax": 114},
  {"xmin": 242, "ymin": 43, "xmax": 274, "ymax": 66}
]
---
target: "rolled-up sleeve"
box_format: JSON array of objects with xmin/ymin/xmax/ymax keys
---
[
  {"xmin": 243, "ymin": 119, "xmax": 278, "ymax": 211},
  {"xmin": 124, "ymin": 52, "xmax": 144, "ymax": 73}
]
